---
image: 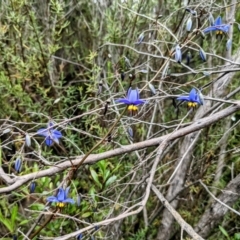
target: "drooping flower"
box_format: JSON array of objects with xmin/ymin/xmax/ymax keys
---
[
  {"xmin": 25, "ymin": 133, "xmax": 31, "ymax": 147},
  {"xmin": 47, "ymin": 187, "xmax": 75, "ymax": 208},
  {"xmin": 203, "ymin": 16, "xmax": 230, "ymax": 39},
  {"xmin": 29, "ymin": 181, "xmax": 36, "ymax": 194},
  {"xmin": 186, "ymin": 51, "xmax": 191, "ymax": 65},
  {"xmin": 226, "ymin": 39, "xmax": 232, "ymax": 51},
  {"xmin": 177, "ymin": 88, "xmax": 203, "ymax": 108},
  {"xmin": 175, "ymin": 44, "xmax": 182, "ymax": 64},
  {"xmin": 124, "ymin": 56, "xmax": 132, "ymax": 69},
  {"xmin": 37, "ymin": 122, "xmax": 62, "ymax": 146},
  {"xmin": 116, "ymin": 87, "xmax": 146, "ymax": 114},
  {"xmin": 199, "ymin": 48, "xmax": 207, "ymax": 62},
  {"xmin": 121, "ymin": 72, "xmax": 125, "ymax": 81},
  {"xmin": 197, "ymin": 89, "xmax": 205, "ymax": 105},
  {"xmin": 76, "ymin": 233, "xmax": 83, "ymax": 240},
  {"xmin": 15, "ymin": 158, "xmax": 22, "ymax": 173},
  {"xmin": 186, "ymin": 17, "xmax": 192, "ymax": 32},
  {"xmin": 208, "ymin": 13, "xmax": 215, "ymax": 26},
  {"xmin": 136, "ymin": 32, "xmax": 144, "ymax": 44},
  {"xmin": 127, "ymin": 127, "xmax": 133, "ymax": 139},
  {"xmin": 148, "ymin": 83, "xmax": 156, "ymax": 95},
  {"xmin": 77, "ymin": 194, "xmax": 81, "ymax": 207}
]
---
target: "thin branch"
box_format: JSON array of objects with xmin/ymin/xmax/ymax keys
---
[
  {"xmin": 151, "ymin": 184, "xmax": 204, "ymax": 240},
  {"xmin": 0, "ymin": 103, "xmax": 239, "ymax": 193}
]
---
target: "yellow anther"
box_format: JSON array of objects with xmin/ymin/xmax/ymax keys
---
[
  {"xmin": 132, "ymin": 106, "xmax": 138, "ymax": 111},
  {"xmin": 57, "ymin": 202, "xmax": 65, "ymax": 208},
  {"xmin": 187, "ymin": 102, "xmax": 197, "ymax": 108},
  {"xmin": 128, "ymin": 105, "xmax": 138, "ymax": 111}
]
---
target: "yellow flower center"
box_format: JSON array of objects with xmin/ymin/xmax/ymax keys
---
[
  {"xmin": 128, "ymin": 105, "xmax": 138, "ymax": 111},
  {"xmin": 57, "ymin": 202, "xmax": 65, "ymax": 208},
  {"xmin": 216, "ymin": 30, "xmax": 223, "ymax": 35},
  {"xmin": 187, "ymin": 102, "xmax": 197, "ymax": 108}
]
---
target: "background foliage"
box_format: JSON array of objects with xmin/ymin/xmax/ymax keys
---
[{"xmin": 0, "ymin": 0, "xmax": 240, "ymax": 239}]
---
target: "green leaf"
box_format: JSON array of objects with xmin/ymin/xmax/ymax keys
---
[
  {"xmin": 90, "ymin": 168, "xmax": 102, "ymax": 189},
  {"xmin": 11, "ymin": 205, "xmax": 18, "ymax": 224},
  {"xmin": 81, "ymin": 212, "xmax": 92, "ymax": 218},
  {"xmin": 103, "ymin": 169, "xmax": 110, "ymax": 182},
  {"xmin": 19, "ymin": 219, "xmax": 29, "ymax": 226},
  {"xmin": 0, "ymin": 211, "xmax": 13, "ymax": 232},
  {"xmin": 219, "ymin": 225, "xmax": 229, "ymax": 239},
  {"xmin": 234, "ymin": 233, "xmax": 240, "ymax": 240},
  {"xmin": 105, "ymin": 175, "xmax": 117, "ymax": 187},
  {"xmin": 98, "ymin": 160, "xmax": 107, "ymax": 175}
]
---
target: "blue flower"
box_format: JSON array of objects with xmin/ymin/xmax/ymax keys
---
[
  {"xmin": 47, "ymin": 187, "xmax": 75, "ymax": 208},
  {"xmin": 177, "ymin": 88, "xmax": 202, "ymax": 108},
  {"xmin": 203, "ymin": 16, "xmax": 230, "ymax": 38},
  {"xmin": 37, "ymin": 122, "xmax": 62, "ymax": 146},
  {"xmin": 116, "ymin": 87, "xmax": 146, "ymax": 113}
]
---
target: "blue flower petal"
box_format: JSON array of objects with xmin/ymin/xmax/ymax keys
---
[
  {"xmin": 57, "ymin": 188, "xmax": 65, "ymax": 201},
  {"xmin": 45, "ymin": 137, "xmax": 53, "ymax": 146},
  {"xmin": 37, "ymin": 128, "xmax": 48, "ymax": 137},
  {"xmin": 52, "ymin": 130, "xmax": 62, "ymax": 138},
  {"xmin": 127, "ymin": 87, "xmax": 132, "ymax": 99},
  {"xmin": 133, "ymin": 100, "xmax": 146, "ymax": 105},
  {"xmin": 203, "ymin": 26, "xmax": 216, "ymax": 33},
  {"xmin": 47, "ymin": 196, "xmax": 58, "ymax": 202},
  {"xmin": 64, "ymin": 187, "xmax": 70, "ymax": 198},
  {"xmin": 63, "ymin": 198, "xmax": 75, "ymax": 204},
  {"xmin": 48, "ymin": 122, "xmax": 55, "ymax": 128},
  {"xmin": 177, "ymin": 96, "xmax": 190, "ymax": 101},
  {"xmin": 128, "ymin": 89, "xmax": 138, "ymax": 103},
  {"xmin": 189, "ymin": 88, "xmax": 197, "ymax": 102},
  {"xmin": 116, "ymin": 99, "xmax": 131, "ymax": 105},
  {"xmin": 214, "ymin": 16, "xmax": 222, "ymax": 25}
]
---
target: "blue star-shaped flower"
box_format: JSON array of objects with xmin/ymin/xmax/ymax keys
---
[
  {"xmin": 203, "ymin": 16, "xmax": 230, "ymax": 38},
  {"xmin": 177, "ymin": 88, "xmax": 203, "ymax": 108},
  {"xmin": 37, "ymin": 122, "xmax": 62, "ymax": 146},
  {"xmin": 47, "ymin": 187, "xmax": 75, "ymax": 208},
  {"xmin": 116, "ymin": 87, "xmax": 146, "ymax": 113}
]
